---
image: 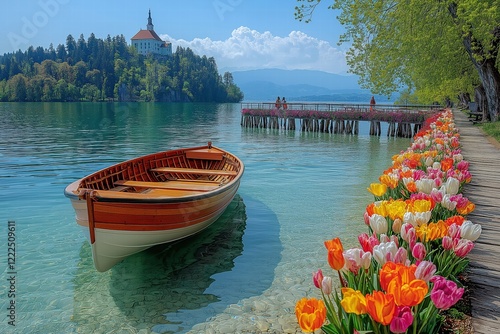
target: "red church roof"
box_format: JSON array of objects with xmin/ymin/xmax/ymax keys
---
[{"xmin": 131, "ymin": 29, "xmax": 164, "ymax": 41}]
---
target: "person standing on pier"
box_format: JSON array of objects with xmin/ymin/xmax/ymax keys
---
[
  {"xmin": 370, "ymin": 96, "xmax": 376, "ymax": 111},
  {"xmin": 275, "ymin": 97, "xmax": 282, "ymax": 109},
  {"xmin": 282, "ymin": 97, "xmax": 288, "ymax": 110}
]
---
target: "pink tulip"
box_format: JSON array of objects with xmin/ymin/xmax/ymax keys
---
[
  {"xmin": 431, "ymin": 276, "xmax": 464, "ymax": 310},
  {"xmin": 442, "ymin": 236, "xmax": 454, "ymax": 250},
  {"xmin": 453, "ymin": 239, "xmax": 474, "ymax": 257},
  {"xmin": 358, "ymin": 233, "xmax": 379, "ymax": 253},
  {"xmin": 412, "ymin": 242, "xmax": 426, "ymax": 261},
  {"xmin": 447, "ymin": 223, "xmax": 461, "ymax": 240},
  {"xmin": 313, "ymin": 269, "xmax": 324, "ymax": 289},
  {"xmin": 394, "ymin": 247, "xmax": 409, "ymax": 265},
  {"xmin": 415, "ymin": 260, "xmax": 436, "ymax": 282},
  {"xmin": 390, "ymin": 306, "xmax": 414, "ymax": 333}
]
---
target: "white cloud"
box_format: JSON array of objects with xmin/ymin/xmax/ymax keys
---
[{"xmin": 160, "ymin": 26, "xmax": 349, "ymax": 74}]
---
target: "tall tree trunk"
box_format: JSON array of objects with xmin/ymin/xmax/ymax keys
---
[
  {"xmin": 474, "ymin": 59, "xmax": 500, "ymax": 121},
  {"xmin": 448, "ymin": 3, "xmax": 500, "ymax": 121},
  {"xmin": 474, "ymin": 85, "xmax": 488, "ymax": 121}
]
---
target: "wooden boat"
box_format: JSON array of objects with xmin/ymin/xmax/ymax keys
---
[{"xmin": 64, "ymin": 143, "xmax": 244, "ymax": 272}]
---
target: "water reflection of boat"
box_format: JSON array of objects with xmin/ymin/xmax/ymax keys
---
[{"xmin": 72, "ymin": 195, "xmax": 248, "ymax": 333}]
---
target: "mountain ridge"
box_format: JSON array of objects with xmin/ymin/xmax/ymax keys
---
[{"xmin": 231, "ymin": 68, "xmax": 394, "ymax": 103}]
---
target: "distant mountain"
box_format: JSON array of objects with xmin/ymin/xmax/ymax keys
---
[{"xmin": 232, "ymin": 68, "xmax": 395, "ymax": 103}]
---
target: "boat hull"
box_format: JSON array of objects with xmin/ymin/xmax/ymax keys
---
[{"xmin": 65, "ymin": 145, "xmax": 243, "ymax": 272}]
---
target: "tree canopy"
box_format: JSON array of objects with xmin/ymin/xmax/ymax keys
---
[
  {"xmin": 295, "ymin": 0, "xmax": 500, "ymax": 121},
  {"xmin": 0, "ymin": 34, "xmax": 243, "ymax": 103}
]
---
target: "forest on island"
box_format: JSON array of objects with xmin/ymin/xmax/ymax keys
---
[{"xmin": 0, "ymin": 33, "xmax": 244, "ymax": 103}]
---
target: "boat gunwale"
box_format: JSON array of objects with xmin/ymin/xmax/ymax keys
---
[{"xmin": 64, "ymin": 144, "xmax": 244, "ymax": 204}]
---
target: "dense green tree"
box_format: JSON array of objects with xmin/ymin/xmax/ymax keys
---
[
  {"xmin": 0, "ymin": 34, "xmax": 242, "ymax": 103},
  {"xmin": 296, "ymin": 0, "xmax": 500, "ymax": 121}
]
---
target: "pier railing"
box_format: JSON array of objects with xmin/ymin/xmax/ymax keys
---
[{"xmin": 240, "ymin": 102, "xmax": 442, "ymax": 137}]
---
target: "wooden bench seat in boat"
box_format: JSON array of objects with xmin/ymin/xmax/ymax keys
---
[
  {"xmin": 150, "ymin": 167, "xmax": 238, "ymax": 176},
  {"xmin": 114, "ymin": 180, "xmax": 220, "ymax": 192},
  {"xmin": 185, "ymin": 148, "xmax": 224, "ymax": 160}
]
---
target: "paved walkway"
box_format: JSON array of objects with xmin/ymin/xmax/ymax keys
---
[{"xmin": 453, "ymin": 109, "xmax": 500, "ymax": 333}]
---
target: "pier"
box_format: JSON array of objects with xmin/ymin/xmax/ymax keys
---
[{"xmin": 241, "ymin": 102, "xmax": 441, "ymax": 137}]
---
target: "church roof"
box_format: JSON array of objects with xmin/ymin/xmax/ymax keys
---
[{"xmin": 131, "ymin": 29, "xmax": 164, "ymax": 41}]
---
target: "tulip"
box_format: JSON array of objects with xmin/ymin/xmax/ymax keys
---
[
  {"xmin": 415, "ymin": 260, "xmax": 437, "ymax": 282},
  {"xmin": 393, "ymin": 247, "xmax": 409, "ymax": 265},
  {"xmin": 367, "ymin": 182, "xmax": 388, "ymax": 197},
  {"xmin": 447, "ymin": 223, "xmax": 461, "ymax": 239},
  {"xmin": 313, "ymin": 269, "xmax": 323, "ymax": 289},
  {"xmin": 456, "ymin": 200, "xmax": 475, "ymax": 215},
  {"xmin": 403, "ymin": 212, "xmax": 417, "ymax": 227},
  {"xmin": 453, "ymin": 239, "xmax": 474, "ymax": 257},
  {"xmin": 369, "ymin": 214, "xmax": 388, "ymax": 235},
  {"xmin": 392, "ymin": 218, "xmax": 402, "ymax": 234},
  {"xmin": 445, "ymin": 177, "xmax": 459, "ymax": 194},
  {"xmin": 365, "ymin": 291, "xmax": 396, "ymax": 325},
  {"xmin": 442, "ymin": 236, "xmax": 454, "ymax": 250},
  {"xmin": 322, "ymin": 276, "xmax": 333, "ymax": 295},
  {"xmin": 441, "ymin": 194, "xmax": 457, "ymax": 210},
  {"xmin": 416, "ymin": 178, "xmax": 434, "ymax": 194},
  {"xmin": 295, "ymin": 297, "xmax": 327, "ymax": 333},
  {"xmin": 412, "ymin": 242, "xmax": 426, "ymax": 261},
  {"xmin": 460, "ymin": 221, "xmax": 482, "ymax": 241},
  {"xmin": 341, "ymin": 288, "xmax": 367, "ymax": 315},
  {"xmin": 390, "ymin": 306, "xmax": 414, "ymax": 333},
  {"xmin": 430, "ymin": 188, "xmax": 444, "ymax": 203},
  {"xmin": 343, "ymin": 248, "xmax": 372, "ymax": 273},
  {"xmin": 373, "ymin": 241, "xmax": 398, "ymax": 266},
  {"xmin": 430, "ymin": 276, "xmax": 464, "ymax": 310},
  {"xmin": 387, "ymin": 277, "xmax": 428, "ymax": 307},
  {"xmin": 324, "ymin": 238, "xmax": 345, "ymax": 271},
  {"xmin": 358, "ymin": 233, "xmax": 379, "ymax": 253},
  {"xmin": 441, "ymin": 158, "xmax": 454, "ymax": 172},
  {"xmin": 414, "ymin": 211, "xmax": 432, "ymax": 226}
]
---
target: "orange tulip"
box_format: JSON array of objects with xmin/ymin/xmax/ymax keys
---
[
  {"xmin": 295, "ymin": 297, "xmax": 326, "ymax": 333},
  {"xmin": 325, "ymin": 238, "xmax": 345, "ymax": 271},
  {"xmin": 379, "ymin": 262, "xmax": 416, "ymax": 291},
  {"xmin": 341, "ymin": 288, "xmax": 367, "ymax": 315},
  {"xmin": 441, "ymin": 158, "xmax": 454, "ymax": 172},
  {"xmin": 380, "ymin": 174, "xmax": 399, "ymax": 189},
  {"xmin": 445, "ymin": 215, "xmax": 465, "ymax": 227},
  {"xmin": 456, "ymin": 200, "xmax": 475, "ymax": 215},
  {"xmin": 387, "ymin": 278, "xmax": 428, "ymax": 307},
  {"xmin": 365, "ymin": 291, "xmax": 396, "ymax": 325}
]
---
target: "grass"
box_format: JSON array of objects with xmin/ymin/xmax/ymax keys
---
[{"xmin": 479, "ymin": 120, "xmax": 500, "ymax": 142}]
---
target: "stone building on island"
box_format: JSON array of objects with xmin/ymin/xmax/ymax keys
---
[{"xmin": 131, "ymin": 10, "xmax": 172, "ymax": 56}]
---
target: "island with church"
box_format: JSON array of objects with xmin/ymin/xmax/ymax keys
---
[{"xmin": 0, "ymin": 10, "xmax": 243, "ymax": 102}]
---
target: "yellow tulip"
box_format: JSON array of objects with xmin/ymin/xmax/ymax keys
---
[
  {"xmin": 367, "ymin": 183, "xmax": 388, "ymax": 197},
  {"xmin": 341, "ymin": 288, "xmax": 367, "ymax": 315}
]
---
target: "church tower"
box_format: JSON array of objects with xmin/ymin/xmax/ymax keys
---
[
  {"xmin": 146, "ymin": 9, "xmax": 154, "ymax": 31},
  {"xmin": 131, "ymin": 10, "xmax": 172, "ymax": 56}
]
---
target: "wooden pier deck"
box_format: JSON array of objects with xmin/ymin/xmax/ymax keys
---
[
  {"xmin": 453, "ymin": 109, "xmax": 500, "ymax": 333},
  {"xmin": 241, "ymin": 102, "xmax": 441, "ymax": 137}
]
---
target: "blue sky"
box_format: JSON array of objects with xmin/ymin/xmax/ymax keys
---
[{"xmin": 1, "ymin": 0, "xmax": 350, "ymax": 74}]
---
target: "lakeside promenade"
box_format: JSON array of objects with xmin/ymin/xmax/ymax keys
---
[{"xmin": 453, "ymin": 109, "xmax": 500, "ymax": 333}]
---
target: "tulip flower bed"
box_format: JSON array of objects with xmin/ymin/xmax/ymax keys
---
[{"xmin": 296, "ymin": 109, "xmax": 479, "ymax": 334}]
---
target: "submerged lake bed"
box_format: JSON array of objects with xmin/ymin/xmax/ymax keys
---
[{"xmin": 0, "ymin": 102, "xmax": 411, "ymax": 333}]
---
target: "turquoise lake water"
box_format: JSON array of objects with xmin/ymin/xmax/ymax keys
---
[{"xmin": 0, "ymin": 102, "xmax": 411, "ymax": 333}]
